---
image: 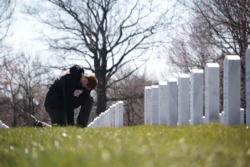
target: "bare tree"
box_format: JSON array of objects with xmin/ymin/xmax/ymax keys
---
[
  {"xmin": 25, "ymin": 0, "xmax": 176, "ymax": 115},
  {"xmin": 172, "ymin": 0, "xmax": 250, "ymax": 109},
  {"xmin": 167, "ymin": 17, "xmax": 222, "ymax": 73},
  {"xmin": 0, "ymin": 95, "xmax": 12, "ymax": 126},
  {"xmin": 190, "ymin": 0, "xmax": 250, "ymax": 58},
  {"xmin": 0, "ymin": 53, "xmax": 53, "ymax": 127},
  {"xmin": 0, "ymin": 0, "xmax": 15, "ymax": 66},
  {"xmin": 0, "ymin": 0, "xmax": 15, "ymax": 51},
  {"xmin": 108, "ymin": 69, "xmax": 154, "ymax": 126}
]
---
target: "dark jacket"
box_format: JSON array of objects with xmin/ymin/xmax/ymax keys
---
[{"xmin": 44, "ymin": 65, "xmax": 84, "ymax": 125}]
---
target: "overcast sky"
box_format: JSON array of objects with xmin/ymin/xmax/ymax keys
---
[
  {"xmin": 5, "ymin": 1, "xmax": 48, "ymax": 54},
  {"xmin": 5, "ymin": 0, "xmax": 178, "ymax": 81}
]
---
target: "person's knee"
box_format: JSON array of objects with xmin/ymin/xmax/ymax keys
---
[
  {"xmin": 83, "ymin": 95, "xmax": 93, "ymax": 106},
  {"xmin": 77, "ymin": 97, "xmax": 93, "ymax": 127},
  {"xmin": 89, "ymin": 96, "xmax": 93, "ymax": 105}
]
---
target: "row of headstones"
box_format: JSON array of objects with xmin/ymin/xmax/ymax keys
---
[
  {"xmin": 0, "ymin": 120, "xmax": 9, "ymax": 129},
  {"xmin": 87, "ymin": 101, "xmax": 124, "ymax": 128},
  {"xmin": 145, "ymin": 49, "xmax": 250, "ymax": 126}
]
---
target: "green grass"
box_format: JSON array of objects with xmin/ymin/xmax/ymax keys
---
[{"xmin": 0, "ymin": 124, "xmax": 250, "ymax": 167}]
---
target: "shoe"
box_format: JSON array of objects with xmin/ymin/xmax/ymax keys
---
[
  {"xmin": 26, "ymin": 115, "xmax": 36, "ymax": 126},
  {"xmin": 33, "ymin": 119, "xmax": 51, "ymax": 128},
  {"xmin": 26, "ymin": 115, "xmax": 51, "ymax": 128}
]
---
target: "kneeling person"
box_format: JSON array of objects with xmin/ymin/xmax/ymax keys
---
[{"xmin": 44, "ymin": 65, "xmax": 98, "ymax": 127}]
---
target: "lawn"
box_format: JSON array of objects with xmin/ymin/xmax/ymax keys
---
[{"xmin": 0, "ymin": 124, "xmax": 250, "ymax": 167}]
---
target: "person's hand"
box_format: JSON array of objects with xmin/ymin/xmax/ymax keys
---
[{"xmin": 73, "ymin": 90, "xmax": 82, "ymax": 97}]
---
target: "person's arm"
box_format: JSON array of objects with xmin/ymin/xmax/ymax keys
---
[
  {"xmin": 62, "ymin": 75, "xmax": 76, "ymax": 125},
  {"xmin": 73, "ymin": 89, "xmax": 83, "ymax": 97},
  {"xmin": 74, "ymin": 82, "xmax": 90, "ymax": 97}
]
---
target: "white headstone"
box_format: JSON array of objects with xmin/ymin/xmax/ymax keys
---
[
  {"xmin": 0, "ymin": 121, "xmax": 9, "ymax": 129},
  {"xmin": 95, "ymin": 116, "xmax": 100, "ymax": 127},
  {"xmin": 144, "ymin": 87, "xmax": 152, "ymax": 124},
  {"xmin": 219, "ymin": 111, "xmax": 224, "ymax": 124},
  {"xmin": 202, "ymin": 116, "xmax": 205, "ymax": 123},
  {"xmin": 190, "ymin": 69, "xmax": 204, "ymax": 125},
  {"xmin": 205, "ymin": 63, "xmax": 220, "ymax": 123},
  {"xmin": 95, "ymin": 118, "xmax": 99, "ymax": 127},
  {"xmin": 106, "ymin": 109, "xmax": 111, "ymax": 127},
  {"xmin": 151, "ymin": 85, "xmax": 159, "ymax": 125},
  {"xmin": 158, "ymin": 82, "xmax": 167, "ymax": 125},
  {"xmin": 115, "ymin": 103, "xmax": 120, "ymax": 127},
  {"xmin": 219, "ymin": 113, "xmax": 222, "ymax": 124},
  {"xmin": 92, "ymin": 117, "xmax": 97, "ymax": 127},
  {"xmin": 109, "ymin": 105, "xmax": 112, "ymax": 127},
  {"xmin": 111, "ymin": 104, "xmax": 116, "ymax": 127},
  {"xmin": 240, "ymin": 108, "xmax": 244, "ymax": 125},
  {"xmin": 100, "ymin": 113, "xmax": 105, "ymax": 127},
  {"xmin": 178, "ymin": 74, "xmax": 190, "ymax": 125},
  {"xmin": 118, "ymin": 101, "xmax": 124, "ymax": 127},
  {"xmin": 87, "ymin": 122, "xmax": 93, "ymax": 127},
  {"xmin": 246, "ymin": 47, "xmax": 250, "ymax": 126},
  {"xmin": 103, "ymin": 111, "xmax": 108, "ymax": 127},
  {"xmin": 166, "ymin": 79, "xmax": 178, "ymax": 126},
  {"xmin": 223, "ymin": 55, "xmax": 241, "ymax": 125}
]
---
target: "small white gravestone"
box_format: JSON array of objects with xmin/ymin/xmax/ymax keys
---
[
  {"xmin": 202, "ymin": 116, "xmax": 205, "ymax": 123},
  {"xmin": 92, "ymin": 117, "xmax": 98, "ymax": 127},
  {"xmin": 219, "ymin": 113, "xmax": 222, "ymax": 124},
  {"xmin": 166, "ymin": 79, "xmax": 178, "ymax": 126},
  {"xmin": 205, "ymin": 63, "xmax": 220, "ymax": 123},
  {"xmin": 107, "ymin": 105, "xmax": 111, "ymax": 127},
  {"xmin": 240, "ymin": 108, "xmax": 244, "ymax": 125},
  {"xmin": 100, "ymin": 113, "xmax": 105, "ymax": 127},
  {"xmin": 158, "ymin": 82, "xmax": 167, "ymax": 125},
  {"xmin": 0, "ymin": 121, "xmax": 9, "ymax": 129},
  {"xmin": 118, "ymin": 101, "xmax": 124, "ymax": 127},
  {"xmin": 219, "ymin": 111, "xmax": 224, "ymax": 124},
  {"xmin": 246, "ymin": 47, "xmax": 250, "ymax": 126},
  {"xmin": 144, "ymin": 87, "xmax": 152, "ymax": 125},
  {"xmin": 87, "ymin": 122, "xmax": 93, "ymax": 127},
  {"xmin": 103, "ymin": 110, "xmax": 107, "ymax": 127},
  {"xmin": 111, "ymin": 104, "xmax": 116, "ymax": 127},
  {"xmin": 95, "ymin": 116, "xmax": 100, "ymax": 127},
  {"xmin": 115, "ymin": 103, "xmax": 120, "ymax": 127},
  {"xmin": 223, "ymin": 55, "xmax": 241, "ymax": 125},
  {"xmin": 151, "ymin": 85, "xmax": 159, "ymax": 125},
  {"xmin": 109, "ymin": 105, "xmax": 113, "ymax": 127},
  {"xmin": 178, "ymin": 74, "xmax": 190, "ymax": 125},
  {"xmin": 190, "ymin": 69, "xmax": 204, "ymax": 125},
  {"xmin": 90, "ymin": 119, "xmax": 95, "ymax": 127},
  {"xmin": 105, "ymin": 109, "xmax": 111, "ymax": 127}
]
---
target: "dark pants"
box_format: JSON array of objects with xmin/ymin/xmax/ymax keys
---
[{"xmin": 45, "ymin": 94, "xmax": 93, "ymax": 127}]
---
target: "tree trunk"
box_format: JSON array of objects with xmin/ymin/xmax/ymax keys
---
[
  {"xmin": 96, "ymin": 83, "xmax": 107, "ymax": 116},
  {"xmin": 127, "ymin": 105, "xmax": 130, "ymax": 126},
  {"xmin": 12, "ymin": 107, "xmax": 17, "ymax": 127},
  {"xmin": 95, "ymin": 49, "xmax": 108, "ymax": 116},
  {"xmin": 95, "ymin": 59, "xmax": 107, "ymax": 115}
]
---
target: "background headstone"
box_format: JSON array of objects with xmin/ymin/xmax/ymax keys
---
[
  {"xmin": 144, "ymin": 87, "xmax": 152, "ymax": 124},
  {"xmin": 223, "ymin": 55, "xmax": 241, "ymax": 125},
  {"xmin": 190, "ymin": 69, "xmax": 204, "ymax": 125},
  {"xmin": 205, "ymin": 63, "xmax": 220, "ymax": 123},
  {"xmin": 151, "ymin": 85, "xmax": 159, "ymax": 125},
  {"xmin": 166, "ymin": 79, "xmax": 178, "ymax": 126},
  {"xmin": 178, "ymin": 74, "xmax": 190, "ymax": 125},
  {"xmin": 158, "ymin": 82, "xmax": 167, "ymax": 125}
]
